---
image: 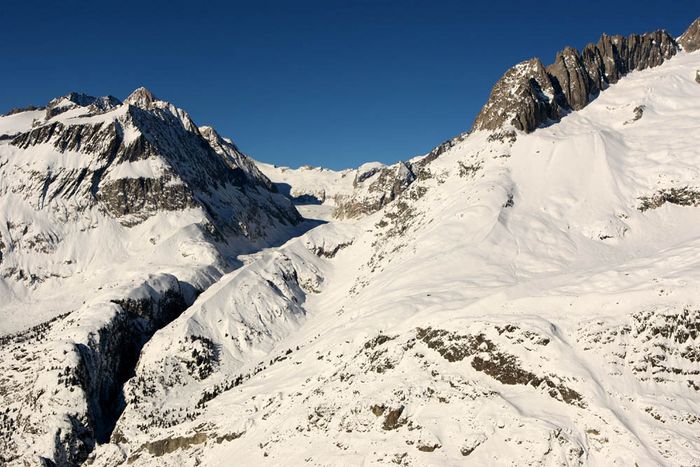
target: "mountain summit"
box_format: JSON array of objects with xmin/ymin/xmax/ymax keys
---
[{"xmin": 124, "ymin": 87, "xmax": 157, "ymax": 108}]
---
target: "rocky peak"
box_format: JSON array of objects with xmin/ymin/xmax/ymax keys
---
[
  {"xmin": 45, "ymin": 92, "xmax": 121, "ymax": 119},
  {"xmin": 472, "ymin": 29, "xmax": 678, "ymax": 133},
  {"xmin": 198, "ymin": 125, "xmax": 218, "ymax": 140},
  {"xmin": 547, "ymin": 47, "xmax": 591, "ymax": 111},
  {"xmin": 679, "ymin": 16, "xmax": 700, "ymax": 52},
  {"xmin": 473, "ymin": 57, "xmax": 562, "ymax": 133},
  {"xmin": 125, "ymin": 87, "xmax": 157, "ymax": 108}
]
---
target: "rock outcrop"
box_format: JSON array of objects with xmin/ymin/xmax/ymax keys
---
[
  {"xmin": 334, "ymin": 161, "xmax": 417, "ymax": 219},
  {"xmin": 679, "ymin": 17, "xmax": 700, "ymax": 52},
  {"xmin": 472, "ymin": 29, "xmax": 679, "ymax": 132}
]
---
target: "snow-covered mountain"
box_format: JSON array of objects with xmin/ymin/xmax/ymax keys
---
[
  {"xmin": 0, "ymin": 88, "xmax": 304, "ymax": 465},
  {"xmin": 3, "ymin": 16, "xmax": 700, "ymax": 467},
  {"xmin": 0, "ymin": 87, "xmax": 302, "ymax": 330}
]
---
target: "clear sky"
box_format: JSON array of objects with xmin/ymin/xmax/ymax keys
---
[{"xmin": 1, "ymin": 1, "xmax": 696, "ymax": 169}]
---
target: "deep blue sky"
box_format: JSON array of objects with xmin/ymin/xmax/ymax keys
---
[{"xmin": 1, "ymin": 1, "xmax": 696, "ymax": 169}]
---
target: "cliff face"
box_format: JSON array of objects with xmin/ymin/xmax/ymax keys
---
[
  {"xmin": 0, "ymin": 275, "xmax": 188, "ymax": 466},
  {"xmin": 472, "ymin": 29, "xmax": 680, "ymax": 133}
]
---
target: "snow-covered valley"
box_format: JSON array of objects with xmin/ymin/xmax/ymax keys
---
[{"xmin": 2, "ymin": 16, "xmax": 700, "ymax": 467}]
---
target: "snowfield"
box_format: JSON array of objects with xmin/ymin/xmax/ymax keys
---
[
  {"xmin": 91, "ymin": 50, "xmax": 700, "ymax": 465},
  {"xmin": 2, "ymin": 25, "xmax": 700, "ymax": 467}
]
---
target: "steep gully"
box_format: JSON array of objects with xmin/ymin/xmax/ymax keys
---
[{"xmin": 69, "ymin": 218, "xmax": 324, "ymax": 464}]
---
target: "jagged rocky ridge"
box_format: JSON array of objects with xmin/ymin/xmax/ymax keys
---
[
  {"xmin": 326, "ymin": 18, "xmax": 700, "ymax": 218},
  {"xmin": 263, "ymin": 27, "xmax": 693, "ymax": 220},
  {"xmin": 472, "ymin": 30, "xmax": 679, "ymax": 132}
]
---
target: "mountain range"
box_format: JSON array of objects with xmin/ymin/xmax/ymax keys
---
[{"xmin": 1, "ymin": 15, "xmax": 700, "ymax": 467}]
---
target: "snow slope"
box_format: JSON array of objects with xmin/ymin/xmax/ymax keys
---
[{"xmin": 86, "ymin": 48, "xmax": 700, "ymax": 466}]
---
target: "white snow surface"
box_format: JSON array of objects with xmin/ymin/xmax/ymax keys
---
[
  {"xmin": 0, "ymin": 109, "xmax": 43, "ymax": 134},
  {"xmin": 79, "ymin": 51, "xmax": 700, "ymax": 466},
  {"xmin": 2, "ymin": 49, "xmax": 700, "ymax": 467}
]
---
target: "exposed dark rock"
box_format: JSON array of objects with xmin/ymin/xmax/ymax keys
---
[
  {"xmin": 679, "ymin": 17, "xmax": 700, "ymax": 52},
  {"xmin": 335, "ymin": 161, "xmax": 416, "ymax": 219},
  {"xmin": 44, "ymin": 93, "xmax": 120, "ymax": 119},
  {"xmin": 638, "ymin": 186, "xmax": 700, "ymax": 211},
  {"xmin": 138, "ymin": 432, "xmax": 208, "ymax": 457},
  {"xmin": 198, "ymin": 125, "xmax": 275, "ymax": 191},
  {"xmin": 413, "ymin": 131, "xmax": 470, "ymax": 168},
  {"xmin": 9, "ymin": 94, "xmax": 301, "ymax": 231},
  {"xmin": 416, "ymin": 327, "xmax": 492, "ymax": 362},
  {"xmin": 624, "ymin": 105, "xmax": 645, "ymax": 125},
  {"xmin": 458, "ymin": 161, "xmax": 482, "ymax": 178},
  {"xmin": 124, "ymin": 87, "xmax": 157, "ymax": 109},
  {"xmin": 579, "ymin": 308, "xmax": 699, "ymax": 386},
  {"xmin": 215, "ymin": 432, "xmax": 244, "ymax": 444},
  {"xmin": 355, "ymin": 165, "xmax": 384, "ymax": 184},
  {"xmin": 97, "ymin": 176, "xmax": 197, "ymax": 222},
  {"xmin": 470, "ymin": 352, "xmax": 584, "ymax": 407},
  {"xmin": 382, "ymin": 406, "xmax": 406, "ymax": 430},
  {"xmin": 473, "ymin": 58, "xmax": 561, "ymax": 133},
  {"xmin": 472, "ymin": 29, "xmax": 678, "ymax": 133},
  {"xmin": 503, "ymin": 192, "xmax": 514, "ymax": 208},
  {"xmin": 460, "ymin": 434, "xmax": 486, "ymax": 456},
  {"xmin": 182, "ymin": 335, "xmax": 219, "ymax": 380},
  {"xmin": 417, "ymin": 443, "xmax": 441, "ymax": 452},
  {"xmin": 79, "ymin": 288, "xmax": 188, "ymax": 448},
  {"xmin": 548, "ymin": 47, "xmax": 592, "ymax": 111},
  {"xmin": 487, "ymin": 130, "xmax": 517, "ymax": 143},
  {"xmin": 416, "ymin": 327, "xmax": 585, "ymax": 407},
  {"xmin": 364, "ymin": 333, "xmax": 396, "ymax": 349},
  {"xmin": 309, "ymin": 240, "xmax": 353, "ymax": 258}
]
